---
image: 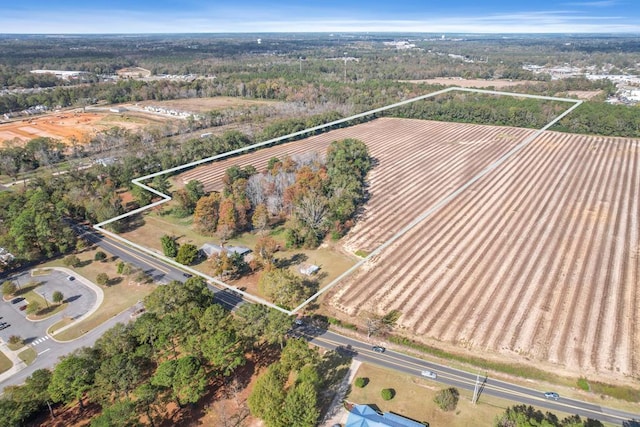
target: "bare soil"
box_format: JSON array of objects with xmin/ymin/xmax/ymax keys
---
[
  {"xmin": 0, "ymin": 110, "xmax": 165, "ymax": 145},
  {"xmin": 328, "ymin": 120, "xmax": 640, "ymax": 381},
  {"xmin": 177, "ymin": 117, "xmax": 640, "ymax": 381}
]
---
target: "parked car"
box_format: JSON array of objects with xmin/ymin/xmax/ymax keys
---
[
  {"xmin": 372, "ymin": 346, "xmax": 386, "ymax": 353},
  {"xmin": 19, "ymin": 305, "xmax": 28, "ymax": 311},
  {"xmin": 544, "ymin": 392, "xmax": 559, "ymax": 400},
  {"xmin": 11, "ymin": 297, "xmax": 24, "ymax": 304},
  {"xmin": 421, "ymin": 370, "xmax": 437, "ymax": 379},
  {"xmin": 67, "ymin": 276, "xmax": 75, "ymax": 281}
]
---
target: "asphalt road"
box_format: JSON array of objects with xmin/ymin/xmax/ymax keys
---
[
  {"xmin": 299, "ymin": 326, "xmax": 640, "ymax": 426},
  {"xmin": 0, "ymin": 304, "xmax": 136, "ymax": 392},
  {"xmin": 3, "ymin": 224, "xmax": 638, "ymax": 425}
]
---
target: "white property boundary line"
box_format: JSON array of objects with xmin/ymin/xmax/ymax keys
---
[{"xmin": 94, "ymin": 87, "xmax": 582, "ymax": 315}]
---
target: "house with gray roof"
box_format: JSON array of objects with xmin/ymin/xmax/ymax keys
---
[{"xmin": 199, "ymin": 243, "xmax": 251, "ymax": 258}]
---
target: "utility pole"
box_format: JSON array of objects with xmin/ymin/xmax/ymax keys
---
[
  {"xmin": 299, "ymin": 57, "xmax": 302, "ymax": 73},
  {"xmin": 343, "ymin": 52, "xmax": 347, "ymax": 83},
  {"xmin": 471, "ymin": 373, "xmax": 481, "ymax": 404}
]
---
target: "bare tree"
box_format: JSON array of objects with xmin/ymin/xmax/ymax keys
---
[{"xmin": 363, "ymin": 310, "xmax": 402, "ymax": 339}]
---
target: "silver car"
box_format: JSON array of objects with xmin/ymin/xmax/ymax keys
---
[{"xmin": 421, "ymin": 370, "xmax": 437, "ymax": 379}]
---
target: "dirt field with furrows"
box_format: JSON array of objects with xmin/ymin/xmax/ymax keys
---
[
  {"xmin": 177, "ymin": 117, "xmax": 639, "ymax": 380},
  {"xmin": 0, "ymin": 110, "xmax": 166, "ymax": 145},
  {"xmin": 177, "ymin": 118, "xmax": 531, "ymax": 193},
  {"xmin": 329, "ymin": 122, "xmax": 639, "ymax": 380}
]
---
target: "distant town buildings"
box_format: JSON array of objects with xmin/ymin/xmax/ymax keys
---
[
  {"xmin": 30, "ymin": 69, "xmax": 89, "ymax": 80},
  {"xmin": 522, "ymin": 63, "xmax": 640, "ymax": 105}
]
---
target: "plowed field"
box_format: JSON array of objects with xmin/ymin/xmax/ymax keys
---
[{"xmin": 177, "ymin": 117, "xmax": 639, "ymax": 378}]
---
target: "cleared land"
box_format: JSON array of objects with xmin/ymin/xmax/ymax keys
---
[
  {"xmin": 127, "ymin": 96, "xmax": 276, "ymax": 114},
  {"xmin": 0, "ymin": 110, "xmax": 167, "ymax": 145},
  {"xmin": 178, "ymin": 117, "xmax": 639, "ymax": 380},
  {"xmin": 330, "ymin": 120, "xmax": 639, "ymax": 380}
]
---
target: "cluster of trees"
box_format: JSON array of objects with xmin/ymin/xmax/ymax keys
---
[
  {"xmin": 248, "ymin": 338, "xmax": 324, "ymax": 427},
  {"xmin": 258, "ymin": 267, "xmax": 316, "ymax": 310},
  {"xmin": 495, "ymin": 405, "xmax": 603, "ymax": 427},
  {"xmin": 0, "ymin": 137, "xmax": 66, "ymax": 178},
  {"xmin": 218, "ymin": 138, "xmax": 371, "ymax": 250},
  {"xmin": 0, "ymin": 186, "xmax": 77, "ymax": 262},
  {"xmin": 0, "ymin": 277, "xmax": 294, "ymax": 426},
  {"xmin": 192, "ymin": 167, "xmax": 253, "ymax": 240}
]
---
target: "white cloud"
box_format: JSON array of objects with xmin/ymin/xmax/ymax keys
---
[{"xmin": 562, "ymin": 1, "xmax": 619, "ymax": 7}]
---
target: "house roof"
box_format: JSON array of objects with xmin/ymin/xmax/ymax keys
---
[
  {"xmin": 346, "ymin": 405, "xmax": 425, "ymax": 427},
  {"xmin": 200, "ymin": 243, "xmax": 251, "ymax": 258},
  {"xmin": 300, "ymin": 264, "xmax": 320, "ymax": 276}
]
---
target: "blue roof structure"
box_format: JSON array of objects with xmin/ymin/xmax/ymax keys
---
[{"xmin": 346, "ymin": 404, "xmax": 425, "ymax": 427}]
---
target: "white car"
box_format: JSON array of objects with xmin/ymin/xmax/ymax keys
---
[{"xmin": 421, "ymin": 370, "xmax": 437, "ymax": 379}]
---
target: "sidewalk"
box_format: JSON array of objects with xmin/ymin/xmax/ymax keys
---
[
  {"xmin": 321, "ymin": 359, "xmax": 361, "ymax": 426},
  {"xmin": 0, "ymin": 340, "xmax": 27, "ymax": 384}
]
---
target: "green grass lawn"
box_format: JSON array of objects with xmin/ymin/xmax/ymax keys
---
[
  {"xmin": 346, "ymin": 363, "xmax": 589, "ymax": 427},
  {"xmin": 7, "ymin": 341, "xmax": 25, "ymax": 351},
  {"xmin": 0, "ymin": 351, "xmax": 13, "ymax": 373},
  {"xmin": 17, "ymin": 347, "xmax": 37, "ymax": 366}
]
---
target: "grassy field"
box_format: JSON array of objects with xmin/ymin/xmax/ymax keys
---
[
  {"xmin": 7, "ymin": 341, "xmax": 25, "ymax": 351},
  {"xmin": 17, "ymin": 347, "xmax": 36, "ymax": 366},
  {"xmin": 41, "ymin": 248, "xmax": 155, "ymax": 341},
  {"xmin": 345, "ymin": 363, "xmax": 589, "ymax": 427},
  {"xmin": 119, "ymin": 209, "xmax": 358, "ymax": 294},
  {"xmin": 0, "ymin": 351, "xmax": 12, "ymax": 373}
]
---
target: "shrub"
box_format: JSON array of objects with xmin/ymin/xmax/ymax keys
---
[
  {"xmin": 8, "ymin": 335, "xmax": 22, "ymax": 345},
  {"xmin": 2, "ymin": 281, "xmax": 17, "ymax": 296},
  {"xmin": 577, "ymin": 377, "xmax": 590, "ymax": 391},
  {"xmin": 354, "ymin": 377, "xmax": 368, "ymax": 388},
  {"xmin": 434, "ymin": 387, "xmax": 459, "ymax": 411},
  {"xmin": 63, "ymin": 255, "xmax": 81, "ymax": 268},
  {"xmin": 52, "ymin": 291, "xmax": 64, "ymax": 304},
  {"xmin": 26, "ymin": 301, "xmax": 41, "ymax": 315},
  {"xmin": 381, "ymin": 388, "xmax": 394, "ymax": 401},
  {"xmin": 94, "ymin": 251, "xmax": 107, "ymax": 262},
  {"xmin": 96, "ymin": 273, "xmax": 109, "ymax": 286}
]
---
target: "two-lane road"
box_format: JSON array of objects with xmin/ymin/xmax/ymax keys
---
[
  {"xmin": 28, "ymin": 224, "xmax": 640, "ymax": 425},
  {"xmin": 301, "ymin": 327, "xmax": 640, "ymax": 426}
]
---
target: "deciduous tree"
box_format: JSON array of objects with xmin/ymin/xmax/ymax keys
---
[
  {"xmin": 175, "ymin": 243, "xmax": 199, "ymax": 265},
  {"xmin": 160, "ymin": 235, "xmax": 178, "ymax": 258},
  {"xmin": 193, "ymin": 192, "xmax": 221, "ymax": 235}
]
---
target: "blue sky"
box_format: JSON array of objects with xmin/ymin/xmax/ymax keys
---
[{"xmin": 2, "ymin": 0, "xmax": 639, "ymax": 33}]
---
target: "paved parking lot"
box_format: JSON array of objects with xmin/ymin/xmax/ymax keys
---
[{"xmin": 1, "ymin": 269, "xmax": 97, "ymax": 347}]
